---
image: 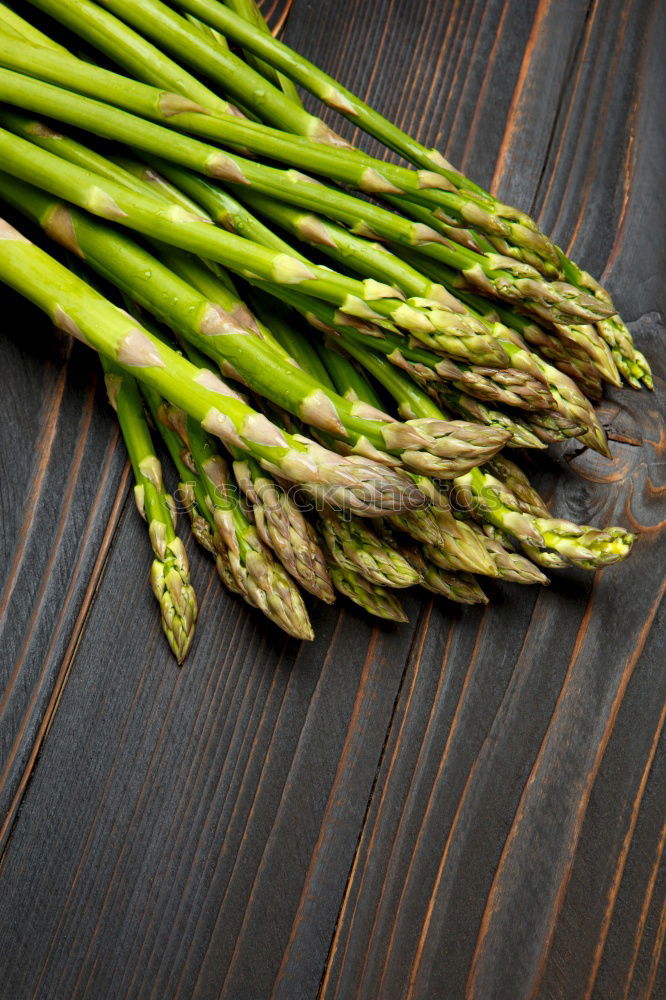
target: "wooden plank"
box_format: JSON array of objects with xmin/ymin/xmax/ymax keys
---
[
  {"xmin": 0, "ymin": 1, "xmax": 662, "ymax": 998},
  {"xmin": 320, "ymin": 1, "xmax": 666, "ymax": 998},
  {"xmin": 0, "ymin": 289, "xmax": 129, "ymax": 851},
  {"xmin": 0, "ymin": 515, "xmax": 422, "ymax": 998}
]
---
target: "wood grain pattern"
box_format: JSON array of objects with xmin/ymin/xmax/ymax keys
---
[{"xmin": 0, "ymin": 1, "xmax": 663, "ymax": 998}]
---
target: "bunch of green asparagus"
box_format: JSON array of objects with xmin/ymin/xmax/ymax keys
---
[{"xmin": 0, "ymin": 0, "xmax": 647, "ymax": 660}]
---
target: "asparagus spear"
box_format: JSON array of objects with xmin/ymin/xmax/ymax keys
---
[
  {"xmin": 453, "ymin": 467, "xmax": 636, "ymax": 569},
  {"xmin": 470, "ymin": 529, "xmax": 550, "ymax": 585},
  {"xmin": 226, "ymin": 189, "xmax": 588, "ymax": 419},
  {"xmin": 101, "ymin": 358, "xmax": 197, "ymax": 662},
  {"xmin": 0, "ymin": 67, "xmax": 448, "ymax": 253},
  {"xmin": 341, "ymin": 334, "xmax": 553, "ymax": 414},
  {"xmin": 37, "ymin": 0, "xmax": 552, "ymax": 271},
  {"xmin": 0, "ymin": 216, "xmax": 425, "ymax": 514},
  {"xmin": 223, "ymin": 0, "xmax": 303, "ymax": 106},
  {"xmin": 398, "ymin": 546, "xmax": 489, "ymax": 604},
  {"xmin": 526, "ymin": 409, "xmax": 587, "ymax": 445},
  {"xmin": 161, "ymin": 0, "xmax": 619, "ymax": 296},
  {"xmin": 483, "ymin": 456, "xmax": 551, "ymax": 519},
  {"xmin": 0, "ymin": 1, "xmax": 70, "ymax": 51},
  {"xmin": 244, "ymin": 282, "xmax": 547, "ymax": 450},
  {"xmin": 235, "ymin": 188, "xmax": 450, "ymax": 303},
  {"xmin": 20, "ymin": 0, "xmax": 640, "ymax": 344},
  {"xmin": 559, "ymin": 256, "xmax": 653, "ymax": 388},
  {"xmin": 159, "ymin": 0, "xmax": 513, "ymax": 196},
  {"xmin": 394, "ymin": 224, "xmax": 621, "ymax": 384},
  {"xmin": 434, "ymin": 385, "xmax": 547, "ymax": 450},
  {"xmin": 411, "ymin": 478, "xmax": 499, "ymax": 578},
  {"xmin": 0, "ymin": 61, "xmax": 614, "ymax": 336},
  {"xmin": 20, "ymin": 0, "xmax": 239, "ymax": 117},
  {"xmin": 222, "ymin": 246, "xmax": 606, "ymax": 451},
  {"xmin": 2, "ymin": 167, "xmax": 512, "ymax": 477},
  {"xmin": 232, "ymin": 455, "xmax": 335, "ymax": 603},
  {"xmin": 141, "ymin": 383, "xmax": 245, "ymax": 594},
  {"xmin": 259, "ymin": 305, "xmax": 450, "ymax": 549},
  {"xmin": 326, "ymin": 562, "xmax": 409, "ymax": 623},
  {"xmin": 26, "ymin": 0, "xmax": 337, "ymax": 141},
  {"xmin": 172, "ymin": 332, "xmax": 335, "ymax": 603},
  {"xmin": 144, "ymin": 162, "xmax": 611, "ymax": 340},
  {"xmin": 183, "ymin": 412, "xmax": 315, "ymax": 639},
  {"xmin": 0, "ymin": 24, "xmax": 466, "ymax": 198},
  {"xmin": 156, "ymin": 389, "xmax": 319, "ymax": 631},
  {"xmin": 319, "ymin": 509, "xmax": 422, "ymax": 589},
  {"xmin": 0, "ymin": 123, "xmax": 514, "ymax": 357},
  {"xmin": 295, "ymin": 263, "xmax": 608, "ymax": 452},
  {"xmin": 429, "ymin": 276, "xmax": 606, "ymax": 398}
]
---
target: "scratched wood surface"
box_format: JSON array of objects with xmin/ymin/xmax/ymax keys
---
[{"xmin": 0, "ymin": 0, "xmax": 664, "ymax": 998}]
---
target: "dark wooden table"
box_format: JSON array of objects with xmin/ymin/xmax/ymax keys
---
[{"xmin": 0, "ymin": 1, "xmax": 664, "ymax": 997}]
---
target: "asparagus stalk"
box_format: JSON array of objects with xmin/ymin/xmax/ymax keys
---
[
  {"xmin": 408, "ymin": 477, "xmax": 526, "ymax": 583},
  {"xmin": 156, "ymin": 387, "xmax": 321, "ymax": 619},
  {"xmin": 235, "ymin": 188, "xmax": 451, "ymax": 303},
  {"xmin": 432, "ymin": 277, "xmax": 606, "ymax": 398},
  {"xmin": 232, "ymin": 455, "xmax": 335, "ymax": 602},
  {"xmin": 20, "ymin": 0, "xmax": 641, "ymax": 349},
  {"xmin": 398, "ymin": 546, "xmax": 489, "ymax": 604},
  {"xmin": 319, "ymin": 509, "xmax": 422, "ymax": 589},
  {"xmin": 434, "ymin": 385, "xmax": 547, "ymax": 450},
  {"xmin": 0, "ymin": 2, "xmax": 70, "ymax": 51},
  {"xmin": 174, "ymin": 332, "xmax": 335, "ymax": 602},
  {"xmin": 223, "ymin": 0, "xmax": 303, "ymax": 106},
  {"xmin": 343, "ymin": 334, "xmax": 553, "ymax": 414},
  {"xmin": 245, "ymin": 282, "xmax": 606, "ymax": 452},
  {"xmin": 242, "ymin": 291, "xmax": 451, "ymax": 555},
  {"xmin": 326, "ymin": 562, "xmax": 409, "ymax": 622},
  {"xmin": 0, "ymin": 26, "xmax": 470, "ymax": 199},
  {"xmin": 526, "ymin": 409, "xmax": 587, "ymax": 445},
  {"xmin": 141, "ymin": 383, "xmax": 245, "ymax": 594},
  {"xmin": 38, "ymin": 0, "xmax": 545, "ymax": 271},
  {"xmin": 0, "ymin": 122, "xmax": 514, "ymax": 357},
  {"xmin": 164, "ymin": 0, "xmax": 630, "ymax": 301},
  {"xmin": 158, "ymin": 2, "xmax": 559, "ymax": 266},
  {"xmin": 26, "ymin": 0, "xmax": 337, "ymax": 141},
  {"xmin": 158, "ymin": 1, "xmax": 511, "ymax": 201},
  {"xmin": 559, "ymin": 256, "xmax": 653, "ymax": 388},
  {"xmin": 483, "ymin": 455, "xmax": 551, "ymax": 518},
  {"xmin": 1, "ymin": 164, "xmax": 513, "ymax": 478},
  {"xmin": 268, "ymin": 310, "xmax": 450, "ymax": 548},
  {"xmin": 412, "ymin": 478, "xmax": 499, "ymax": 578},
  {"xmin": 171, "ymin": 177, "xmax": 562, "ymax": 413},
  {"xmin": 243, "ymin": 282, "xmax": 547, "ymax": 450},
  {"xmin": 0, "ymin": 61, "xmax": 614, "ymax": 336},
  {"xmin": 394, "ymin": 224, "xmax": 621, "ymax": 383},
  {"xmin": 0, "ymin": 67, "xmax": 445, "ymax": 251},
  {"xmin": 182, "ymin": 412, "xmax": 315, "ymax": 638},
  {"xmin": 21, "ymin": 0, "xmax": 239, "ymax": 117},
  {"xmin": 0, "ymin": 216, "xmax": 425, "ymax": 514},
  {"xmin": 229, "ymin": 188, "xmax": 586, "ymax": 419},
  {"xmin": 324, "ymin": 341, "xmax": 513, "ymax": 478},
  {"xmin": 470, "ymin": 529, "xmax": 550, "ymax": 585},
  {"xmin": 101, "ymin": 358, "xmax": 197, "ymax": 662},
  {"xmin": 453, "ymin": 467, "xmax": 636, "ymax": 569}
]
